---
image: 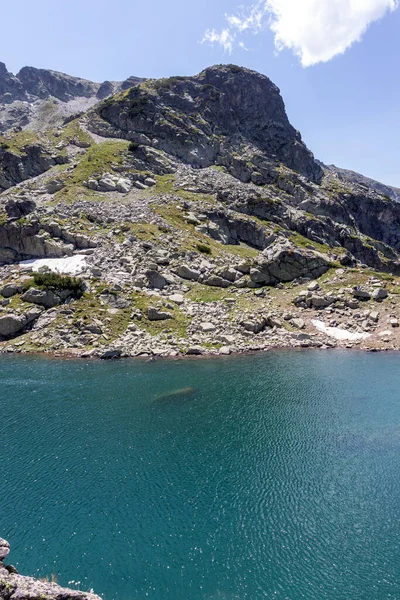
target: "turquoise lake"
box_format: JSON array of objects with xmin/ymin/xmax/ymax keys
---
[{"xmin": 2, "ymin": 351, "xmax": 400, "ymax": 599}]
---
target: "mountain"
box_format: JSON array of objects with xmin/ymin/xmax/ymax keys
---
[
  {"xmin": 319, "ymin": 161, "xmax": 400, "ymax": 203},
  {"xmin": 0, "ymin": 62, "xmax": 400, "ymax": 358},
  {"xmin": 0, "ymin": 61, "xmax": 144, "ymax": 132}
]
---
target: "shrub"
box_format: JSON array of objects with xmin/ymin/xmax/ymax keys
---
[
  {"xmin": 196, "ymin": 243, "xmax": 212, "ymax": 255},
  {"xmin": 24, "ymin": 272, "xmax": 84, "ymax": 296}
]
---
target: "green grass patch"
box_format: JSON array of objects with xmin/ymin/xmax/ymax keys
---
[
  {"xmin": 131, "ymin": 292, "xmax": 189, "ymax": 339},
  {"xmin": 55, "ymin": 140, "xmax": 129, "ymax": 202}
]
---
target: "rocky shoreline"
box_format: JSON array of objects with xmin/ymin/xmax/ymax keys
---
[{"xmin": 0, "ymin": 538, "xmax": 101, "ymax": 600}]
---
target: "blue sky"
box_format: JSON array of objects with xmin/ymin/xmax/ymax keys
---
[{"xmin": 2, "ymin": 0, "xmax": 400, "ymax": 187}]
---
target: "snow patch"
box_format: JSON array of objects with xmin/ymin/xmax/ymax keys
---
[
  {"xmin": 312, "ymin": 319, "xmax": 372, "ymax": 341},
  {"xmin": 19, "ymin": 255, "xmax": 88, "ymax": 276}
]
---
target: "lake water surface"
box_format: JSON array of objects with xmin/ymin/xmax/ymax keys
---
[{"xmin": 2, "ymin": 351, "xmax": 400, "ymax": 599}]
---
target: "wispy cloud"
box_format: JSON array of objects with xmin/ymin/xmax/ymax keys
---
[{"xmin": 202, "ymin": 0, "xmax": 399, "ymax": 66}]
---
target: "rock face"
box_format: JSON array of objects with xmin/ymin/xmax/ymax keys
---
[
  {"xmin": 0, "ymin": 61, "xmax": 145, "ymax": 133},
  {"xmin": 0, "ymin": 537, "xmax": 101, "ymax": 600},
  {"xmin": 0, "ymin": 222, "xmax": 72, "ymax": 264},
  {"xmin": 250, "ymin": 241, "xmax": 330, "ymax": 285},
  {"xmin": 0, "ymin": 143, "xmax": 67, "ymax": 191},
  {"xmin": 94, "ymin": 65, "xmax": 322, "ymax": 184}
]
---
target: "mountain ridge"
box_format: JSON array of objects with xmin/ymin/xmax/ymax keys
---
[{"xmin": 1, "ymin": 62, "xmax": 400, "ymax": 357}]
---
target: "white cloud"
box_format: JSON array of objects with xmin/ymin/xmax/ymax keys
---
[
  {"xmin": 202, "ymin": 0, "xmax": 399, "ymax": 66},
  {"xmin": 202, "ymin": 28, "xmax": 235, "ymax": 53}
]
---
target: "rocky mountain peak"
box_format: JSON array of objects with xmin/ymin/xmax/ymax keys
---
[
  {"xmin": 16, "ymin": 66, "xmax": 100, "ymax": 101},
  {"xmin": 94, "ymin": 64, "xmax": 322, "ymax": 183},
  {"xmin": 0, "ymin": 61, "xmax": 145, "ymax": 132}
]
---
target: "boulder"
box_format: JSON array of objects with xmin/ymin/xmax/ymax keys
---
[
  {"xmin": 98, "ymin": 176, "xmax": 117, "ymax": 191},
  {"xmin": 250, "ymin": 241, "xmax": 329, "ymax": 286},
  {"xmin": 146, "ymin": 270, "xmax": 168, "ymax": 290},
  {"xmin": 4, "ymin": 198, "xmax": 36, "ymax": 219},
  {"xmin": 21, "ymin": 287, "xmax": 72, "ymax": 309},
  {"xmin": 186, "ymin": 346, "xmax": 204, "ymax": 355},
  {"xmin": 1, "ymin": 282, "xmax": 22, "ymax": 298},
  {"xmin": 353, "ymin": 288, "xmax": 371, "ymax": 300},
  {"xmin": 200, "ymin": 322, "xmax": 216, "ymax": 332},
  {"xmin": 147, "ymin": 307, "xmax": 173, "ymax": 321},
  {"xmin": 0, "ymin": 308, "xmax": 41, "ymax": 338},
  {"xmin": 372, "ymin": 288, "xmax": 388, "ymax": 301},
  {"xmin": 310, "ymin": 295, "xmax": 332, "ymax": 309},
  {"xmin": 291, "ymin": 318, "xmax": 305, "ymax": 329},
  {"xmin": 177, "ymin": 265, "xmax": 200, "ymax": 281},
  {"xmin": 100, "ymin": 348, "xmax": 122, "ymax": 359},
  {"xmin": 44, "ymin": 178, "xmax": 64, "ymax": 194},
  {"xmin": 169, "ymin": 294, "xmax": 185, "ymax": 305},
  {"xmin": 116, "ymin": 178, "xmax": 132, "ymax": 193},
  {"xmin": 202, "ymin": 275, "xmax": 231, "ymax": 288},
  {"xmin": 241, "ymin": 317, "xmax": 266, "ymax": 334}
]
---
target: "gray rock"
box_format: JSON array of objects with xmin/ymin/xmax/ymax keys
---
[
  {"xmin": 169, "ymin": 294, "xmax": 184, "ymax": 305},
  {"xmin": 369, "ymin": 311, "xmax": 380, "ymax": 323},
  {"xmin": 241, "ymin": 318, "xmax": 266, "ymax": 334},
  {"xmin": 310, "ymin": 295, "xmax": 332, "ymax": 309},
  {"xmin": 146, "ymin": 270, "xmax": 168, "ymax": 290},
  {"xmin": 353, "ymin": 288, "xmax": 371, "ymax": 300},
  {"xmin": 147, "ymin": 307, "xmax": 173, "ymax": 321},
  {"xmin": 202, "ymin": 275, "xmax": 231, "ymax": 288},
  {"xmin": 99, "ymin": 176, "xmax": 117, "ymax": 191},
  {"xmin": 116, "ymin": 178, "xmax": 132, "ymax": 193},
  {"xmin": 45, "ymin": 178, "xmax": 64, "ymax": 194},
  {"xmin": 0, "ymin": 537, "xmax": 10, "ymax": 561},
  {"xmin": 291, "ymin": 318, "xmax": 305, "ymax": 329},
  {"xmin": 100, "ymin": 348, "xmax": 122, "ymax": 359},
  {"xmin": 372, "ymin": 288, "xmax": 388, "ymax": 301},
  {"xmin": 1, "ymin": 283, "xmax": 22, "ymax": 298},
  {"xmin": 200, "ymin": 322, "xmax": 216, "ymax": 332},
  {"xmin": 177, "ymin": 265, "xmax": 200, "ymax": 281},
  {"xmin": 250, "ymin": 241, "xmax": 329, "ymax": 286},
  {"xmin": 186, "ymin": 346, "xmax": 204, "ymax": 355},
  {"xmin": 21, "ymin": 287, "xmax": 73, "ymax": 308},
  {"xmin": 0, "ymin": 308, "xmax": 41, "ymax": 337},
  {"xmin": 4, "ymin": 198, "xmax": 36, "ymax": 219}
]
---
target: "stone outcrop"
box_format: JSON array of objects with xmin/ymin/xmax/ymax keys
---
[
  {"xmin": 93, "ymin": 64, "xmax": 322, "ymax": 184},
  {"xmin": 0, "ymin": 222, "xmax": 72, "ymax": 265},
  {"xmin": 0, "ymin": 143, "xmax": 67, "ymax": 191},
  {"xmin": 250, "ymin": 240, "xmax": 330, "ymax": 285}
]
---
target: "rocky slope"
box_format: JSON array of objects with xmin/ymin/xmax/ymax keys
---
[
  {"xmin": 320, "ymin": 161, "xmax": 400, "ymax": 203},
  {"xmin": 1, "ymin": 62, "xmax": 400, "ymax": 358},
  {"xmin": 0, "ymin": 537, "xmax": 101, "ymax": 600},
  {"xmin": 0, "ymin": 61, "xmax": 144, "ymax": 133}
]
